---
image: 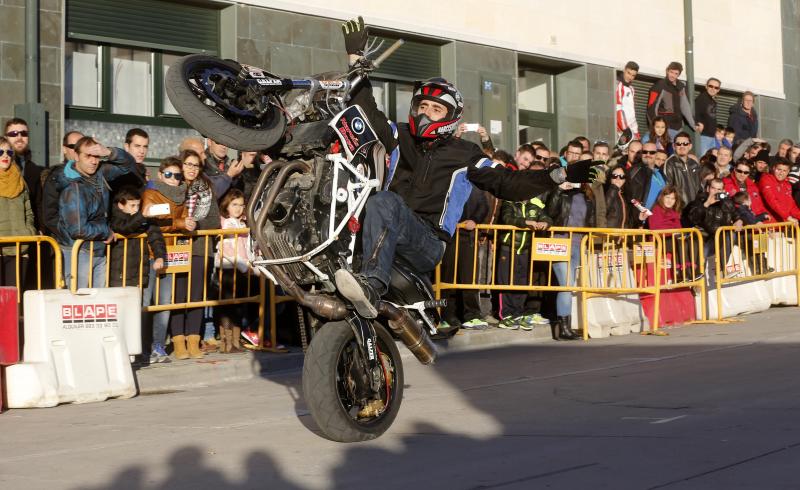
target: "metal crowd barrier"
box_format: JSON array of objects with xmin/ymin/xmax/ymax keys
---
[
  {"xmin": 648, "ymin": 228, "xmax": 709, "ymax": 322},
  {"xmin": 435, "ymin": 225, "xmax": 664, "ymax": 339},
  {"xmin": 70, "ymin": 229, "xmax": 284, "ymax": 352},
  {"xmin": 0, "ymin": 235, "xmax": 63, "ymax": 299},
  {"xmin": 713, "ymin": 221, "xmax": 800, "ymax": 320}
]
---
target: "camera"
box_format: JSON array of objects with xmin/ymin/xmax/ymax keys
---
[{"xmin": 717, "ymin": 191, "xmax": 729, "ymax": 200}]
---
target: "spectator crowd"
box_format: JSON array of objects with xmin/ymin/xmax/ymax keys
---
[{"xmin": 2, "ymin": 59, "xmax": 800, "ymax": 361}]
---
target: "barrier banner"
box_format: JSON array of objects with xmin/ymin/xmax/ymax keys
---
[
  {"xmin": 633, "ymin": 242, "xmax": 656, "ymax": 265},
  {"xmin": 752, "ymin": 232, "xmax": 768, "ymax": 255},
  {"xmin": 531, "ymin": 237, "xmax": 571, "ymax": 262},
  {"xmin": 165, "ymin": 244, "xmax": 191, "ymax": 273}
]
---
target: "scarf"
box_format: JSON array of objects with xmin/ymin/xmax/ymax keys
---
[
  {"xmin": 152, "ymin": 180, "xmax": 187, "ymax": 204},
  {"xmin": 187, "ymin": 178, "xmax": 213, "ymax": 220},
  {"xmin": 0, "ymin": 163, "xmax": 25, "ymax": 198}
]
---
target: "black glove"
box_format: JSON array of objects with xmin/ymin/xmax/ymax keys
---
[
  {"xmin": 565, "ymin": 159, "xmax": 604, "ymax": 184},
  {"xmin": 341, "ymin": 16, "xmax": 368, "ymax": 56}
]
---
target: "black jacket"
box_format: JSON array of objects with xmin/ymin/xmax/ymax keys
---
[
  {"xmin": 663, "ymin": 155, "xmax": 701, "ymax": 206},
  {"xmin": 41, "ymin": 163, "xmax": 65, "ymax": 236},
  {"xmin": 17, "ymin": 157, "xmax": 43, "ymax": 232},
  {"xmin": 729, "ymin": 104, "xmax": 759, "ymax": 145},
  {"xmin": 625, "ymin": 162, "xmax": 653, "ymax": 205},
  {"xmin": 109, "ymin": 162, "xmax": 148, "ymax": 194},
  {"xmin": 694, "ymin": 91, "xmax": 718, "ymax": 137},
  {"xmin": 605, "ymin": 184, "xmax": 631, "ymax": 229},
  {"xmin": 108, "ymin": 205, "xmax": 167, "ymax": 287},
  {"xmin": 546, "ymin": 188, "xmax": 596, "ymax": 228},
  {"xmin": 685, "ymin": 191, "xmax": 736, "ymax": 237},
  {"xmin": 350, "ymin": 79, "xmax": 562, "ymax": 242}
]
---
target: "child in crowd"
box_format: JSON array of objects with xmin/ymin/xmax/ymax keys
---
[
  {"xmin": 733, "ymin": 191, "xmax": 769, "ymax": 225},
  {"xmin": 724, "ymin": 127, "xmax": 736, "ymax": 148},
  {"xmin": 109, "ymin": 187, "xmax": 169, "ymax": 362},
  {"xmin": 215, "ymin": 189, "xmax": 258, "ymax": 353},
  {"xmin": 714, "ymin": 124, "xmax": 728, "ymax": 149}
]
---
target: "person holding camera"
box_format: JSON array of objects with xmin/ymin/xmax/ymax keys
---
[{"xmin": 684, "ymin": 177, "xmax": 743, "ymax": 259}]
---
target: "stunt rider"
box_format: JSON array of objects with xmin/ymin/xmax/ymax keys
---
[{"xmin": 335, "ymin": 17, "xmax": 600, "ymax": 319}]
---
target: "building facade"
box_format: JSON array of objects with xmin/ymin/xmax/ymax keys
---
[{"xmin": 0, "ymin": 0, "xmax": 797, "ymax": 165}]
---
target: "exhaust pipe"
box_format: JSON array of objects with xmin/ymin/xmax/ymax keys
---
[{"xmin": 378, "ymin": 302, "xmax": 437, "ymax": 365}]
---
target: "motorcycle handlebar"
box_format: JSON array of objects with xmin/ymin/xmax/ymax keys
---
[{"xmin": 349, "ymin": 39, "xmax": 405, "ymax": 95}]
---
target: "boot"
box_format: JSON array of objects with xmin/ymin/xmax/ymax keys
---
[
  {"xmin": 563, "ymin": 315, "xmax": 582, "ymax": 340},
  {"xmin": 172, "ymin": 334, "xmax": 189, "ymax": 360},
  {"xmin": 550, "ymin": 318, "xmax": 560, "ymax": 340},
  {"xmin": 230, "ymin": 326, "xmax": 245, "ymax": 353},
  {"xmin": 219, "ymin": 319, "xmax": 232, "ymax": 353},
  {"xmin": 556, "ymin": 316, "xmax": 579, "ymax": 341},
  {"xmin": 187, "ymin": 334, "xmax": 204, "ymax": 359}
]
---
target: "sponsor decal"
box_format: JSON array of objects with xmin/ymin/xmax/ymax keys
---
[
  {"xmin": 255, "ymin": 78, "xmax": 282, "ymax": 86},
  {"xmin": 61, "ymin": 304, "xmax": 119, "ymax": 329},
  {"xmin": 536, "ymin": 242, "xmax": 568, "ymax": 256},
  {"xmin": 352, "ymin": 117, "xmax": 365, "ymax": 135},
  {"xmin": 531, "ymin": 238, "xmax": 571, "ymax": 262},
  {"xmin": 164, "ymin": 244, "xmax": 192, "ymax": 273},
  {"xmin": 318, "ymin": 80, "xmax": 345, "ymax": 90},
  {"xmin": 366, "ymin": 338, "xmax": 375, "ymax": 361}
]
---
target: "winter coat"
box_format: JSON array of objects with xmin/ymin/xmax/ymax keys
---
[
  {"xmin": 605, "ymin": 184, "xmax": 630, "ymax": 229},
  {"xmin": 736, "ymin": 205, "xmax": 768, "ymax": 226},
  {"xmin": 546, "ymin": 187, "xmax": 596, "ymax": 228},
  {"xmin": 15, "ymin": 156, "xmax": 43, "ymax": 231},
  {"xmin": 758, "ymin": 174, "xmax": 800, "ymax": 221},
  {"xmin": 722, "ymin": 175, "xmax": 773, "ymax": 222},
  {"xmin": 647, "ymin": 78, "xmax": 697, "ymax": 131},
  {"xmin": 141, "ymin": 181, "xmax": 189, "ymax": 235},
  {"xmin": 663, "ymin": 155, "xmax": 701, "ymax": 207},
  {"xmin": 728, "ymin": 104, "xmax": 759, "ymax": 145},
  {"xmin": 500, "ymin": 192, "xmax": 552, "ymax": 253},
  {"xmin": 108, "ymin": 205, "xmax": 167, "ymax": 287},
  {"xmin": 54, "ymin": 148, "xmax": 135, "ymax": 254},
  {"xmin": 685, "ymin": 191, "xmax": 737, "ymax": 238},
  {"xmin": 0, "ymin": 185, "xmax": 36, "ymax": 255},
  {"xmin": 41, "ymin": 163, "xmax": 65, "ymax": 236},
  {"xmin": 648, "ymin": 205, "xmax": 682, "ymax": 230},
  {"xmin": 694, "ymin": 91, "xmax": 718, "ymax": 137}
]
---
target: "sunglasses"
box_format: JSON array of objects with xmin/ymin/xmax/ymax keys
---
[
  {"xmin": 707, "ymin": 85, "xmax": 721, "ymax": 90},
  {"xmin": 735, "ymin": 168, "xmax": 751, "ymax": 175},
  {"xmin": 642, "ymin": 150, "xmax": 657, "ymax": 155},
  {"xmin": 0, "ymin": 149, "xmax": 14, "ymax": 157},
  {"xmin": 5, "ymin": 130, "xmax": 28, "ymax": 138},
  {"xmin": 674, "ymin": 141, "xmax": 691, "ymax": 147},
  {"xmin": 65, "ymin": 144, "xmax": 76, "ymax": 150},
  {"xmin": 534, "ymin": 154, "xmax": 547, "ymax": 161},
  {"xmin": 163, "ymin": 171, "xmax": 183, "ymax": 180},
  {"xmin": 611, "ymin": 174, "xmax": 626, "ymax": 179}
]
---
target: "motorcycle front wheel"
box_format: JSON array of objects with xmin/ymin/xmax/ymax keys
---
[
  {"xmin": 302, "ymin": 320, "xmax": 404, "ymax": 442},
  {"xmin": 165, "ymin": 54, "xmax": 287, "ymax": 151}
]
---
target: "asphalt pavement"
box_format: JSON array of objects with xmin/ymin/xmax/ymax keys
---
[{"xmin": 2, "ymin": 306, "xmax": 800, "ymax": 489}]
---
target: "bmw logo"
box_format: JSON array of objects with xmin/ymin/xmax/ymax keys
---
[{"xmin": 352, "ymin": 117, "xmax": 365, "ymax": 134}]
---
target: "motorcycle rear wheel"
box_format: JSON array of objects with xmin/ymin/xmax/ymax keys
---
[
  {"xmin": 302, "ymin": 320, "xmax": 404, "ymax": 442},
  {"xmin": 165, "ymin": 54, "xmax": 287, "ymax": 151}
]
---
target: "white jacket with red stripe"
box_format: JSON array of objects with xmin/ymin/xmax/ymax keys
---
[{"xmin": 615, "ymin": 77, "xmax": 639, "ymax": 139}]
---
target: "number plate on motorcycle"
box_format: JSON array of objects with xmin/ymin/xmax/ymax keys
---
[{"xmin": 330, "ymin": 105, "xmax": 378, "ymax": 160}]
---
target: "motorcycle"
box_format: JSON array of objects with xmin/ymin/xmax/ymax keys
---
[{"xmin": 165, "ymin": 40, "xmax": 447, "ymax": 442}]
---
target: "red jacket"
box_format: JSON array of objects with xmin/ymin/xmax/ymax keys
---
[
  {"xmin": 723, "ymin": 175, "xmax": 774, "ymax": 222},
  {"xmin": 758, "ymin": 174, "xmax": 800, "ymax": 221},
  {"xmin": 648, "ymin": 204, "xmax": 682, "ymax": 230}
]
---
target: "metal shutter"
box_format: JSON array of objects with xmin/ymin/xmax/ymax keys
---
[
  {"xmin": 370, "ymin": 35, "xmax": 441, "ymax": 82},
  {"xmin": 67, "ymin": 0, "xmax": 220, "ymax": 54}
]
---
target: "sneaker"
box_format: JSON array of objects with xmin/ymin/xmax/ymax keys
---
[
  {"xmin": 149, "ymin": 343, "xmax": 172, "ymax": 364},
  {"xmin": 335, "ymin": 269, "xmax": 379, "ymax": 319},
  {"xmin": 241, "ymin": 330, "xmax": 260, "ymax": 346},
  {"xmin": 497, "ymin": 317, "xmax": 520, "ymax": 330},
  {"xmin": 527, "ymin": 313, "xmax": 550, "ymax": 325},
  {"xmin": 436, "ymin": 320, "xmax": 459, "ymax": 334},
  {"xmin": 517, "ymin": 317, "xmax": 534, "ymax": 331},
  {"xmin": 462, "ymin": 318, "xmax": 489, "ymax": 330}
]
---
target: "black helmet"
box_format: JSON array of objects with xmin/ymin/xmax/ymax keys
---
[{"xmin": 408, "ymin": 78, "xmax": 464, "ymax": 139}]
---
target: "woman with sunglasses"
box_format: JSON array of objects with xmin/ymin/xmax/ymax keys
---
[
  {"xmin": 605, "ymin": 167, "xmax": 634, "ymax": 229},
  {"xmin": 142, "ymin": 156, "xmax": 196, "ymax": 361},
  {"xmin": 167, "ymin": 149, "xmax": 222, "ymax": 359},
  {"xmin": 723, "ymin": 160, "xmax": 774, "ymax": 222},
  {"xmin": 0, "ymin": 136, "xmax": 35, "ymax": 288}
]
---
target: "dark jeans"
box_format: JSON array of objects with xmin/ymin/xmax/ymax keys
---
[
  {"xmin": 440, "ymin": 230, "xmax": 482, "ymax": 322},
  {"xmin": 496, "ymin": 245, "xmax": 530, "ymax": 319},
  {"xmin": 361, "ymin": 191, "xmax": 446, "ymax": 293},
  {"xmin": 169, "ymin": 255, "xmax": 208, "ymax": 337}
]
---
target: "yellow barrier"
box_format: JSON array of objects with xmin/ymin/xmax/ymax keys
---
[
  {"xmin": 70, "ymin": 229, "xmax": 285, "ymax": 352},
  {"xmin": 649, "ymin": 228, "xmax": 709, "ymax": 322},
  {"xmin": 435, "ymin": 225, "xmax": 663, "ymax": 339},
  {"xmin": 0, "ymin": 235, "xmax": 64, "ymax": 300},
  {"xmin": 713, "ymin": 221, "xmax": 800, "ymax": 320}
]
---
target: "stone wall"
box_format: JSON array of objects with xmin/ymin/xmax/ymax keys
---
[{"xmin": 0, "ymin": 0, "xmax": 63, "ymax": 165}]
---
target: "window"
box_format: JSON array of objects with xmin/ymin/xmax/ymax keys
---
[
  {"xmin": 518, "ymin": 69, "xmax": 557, "ymax": 148},
  {"xmin": 372, "ymin": 79, "xmax": 415, "ymax": 122},
  {"xmin": 65, "ymin": 43, "xmax": 102, "ymax": 108},
  {"xmin": 65, "ymin": 41, "xmax": 187, "ymax": 126}
]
